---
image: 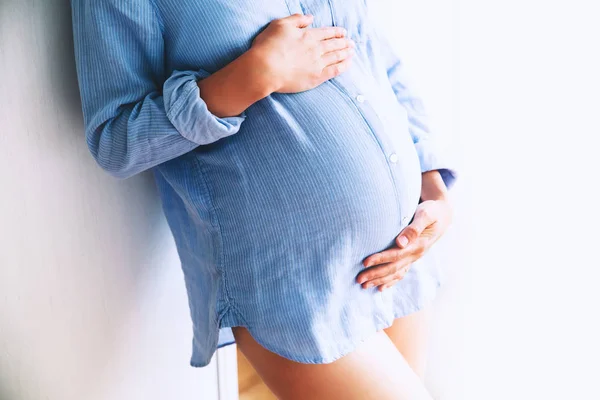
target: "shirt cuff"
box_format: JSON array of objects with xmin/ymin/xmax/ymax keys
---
[
  {"xmin": 164, "ymin": 69, "xmax": 247, "ymax": 145},
  {"xmin": 413, "ymin": 138, "xmax": 458, "ymax": 189}
]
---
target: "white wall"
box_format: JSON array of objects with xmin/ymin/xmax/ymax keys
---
[
  {"xmin": 0, "ymin": 2, "xmax": 221, "ymax": 399},
  {"xmin": 374, "ymin": 1, "xmax": 468, "ymax": 398},
  {"xmin": 380, "ymin": 0, "xmax": 600, "ymax": 399},
  {"xmin": 452, "ymin": 0, "xmax": 600, "ymax": 398}
]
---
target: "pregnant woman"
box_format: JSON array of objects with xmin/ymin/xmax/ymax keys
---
[{"xmin": 71, "ymin": 0, "xmax": 457, "ymax": 398}]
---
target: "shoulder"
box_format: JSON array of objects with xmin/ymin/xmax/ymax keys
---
[
  {"xmin": 70, "ymin": 0, "xmax": 160, "ymax": 29},
  {"xmin": 70, "ymin": 0, "xmax": 156, "ymax": 16}
]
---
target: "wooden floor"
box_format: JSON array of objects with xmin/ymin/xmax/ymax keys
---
[{"xmin": 237, "ymin": 348, "xmax": 277, "ymax": 400}]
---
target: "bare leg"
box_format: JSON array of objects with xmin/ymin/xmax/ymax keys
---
[
  {"xmin": 383, "ymin": 307, "xmax": 434, "ymax": 380},
  {"xmin": 232, "ymin": 326, "xmax": 433, "ymax": 400}
]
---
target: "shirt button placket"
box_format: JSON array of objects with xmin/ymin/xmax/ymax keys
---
[
  {"xmin": 354, "ymin": 94, "xmax": 398, "ymax": 168},
  {"xmin": 334, "ymin": 77, "xmax": 404, "ymax": 215}
]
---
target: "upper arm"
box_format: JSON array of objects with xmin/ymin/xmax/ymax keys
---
[{"xmin": 71, "ymin": 0, "xmax": 166, "ymax": 139}]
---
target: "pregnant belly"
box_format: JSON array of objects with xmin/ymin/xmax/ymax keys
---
[{"xmin": 193, "ymin": 83, "xmax": 422, "ymax": 285}]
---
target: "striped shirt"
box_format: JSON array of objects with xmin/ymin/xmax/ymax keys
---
[{"xmin": 70, "ymin": 0, "xmax": 457, "ymax": 367}]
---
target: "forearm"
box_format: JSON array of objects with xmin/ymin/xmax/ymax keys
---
[
  {"xmin": 421, "ymin": 170, "xmax": 449, "ymax": 201},
  {"xmin": 197, "ymin": 48, "xmax": 276, "ymax": 118}
]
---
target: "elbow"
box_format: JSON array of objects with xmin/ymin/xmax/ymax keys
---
[
  {"xmin": 93, "ymin": 156, "xmax": 138, "ymax": 180},
  {"xmin": 86, "ymin": 128, "xmax": 140, "ymax": 180}
]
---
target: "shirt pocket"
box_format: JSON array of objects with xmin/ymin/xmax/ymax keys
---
[
  {"xmin": 328, "ymin": 0, "xmax": 370, "ymax": 44},
  {"xmin": 284, "ymin": 0, "xmax": 336, "ymax": 27},
  {"xmin": 286, "ymin": 0, "xmax": 371, "ymax": 46}
]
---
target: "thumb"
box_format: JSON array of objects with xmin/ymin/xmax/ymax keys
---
[
  {"xmin": 395, "ymin": 210, "xmax": 432, "ymax": 248},
  {"xmin": 285, "ymin": 13, "xmax": 314, "ymax": 28}
]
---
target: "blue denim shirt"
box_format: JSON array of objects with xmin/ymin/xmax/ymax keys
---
[{"xmin": 71, "ymin": 0, "xmax": 457, "ymax": 367}]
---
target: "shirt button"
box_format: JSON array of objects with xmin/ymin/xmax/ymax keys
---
[
  {"xmin": 356, "ymin": 94, "xmax": 366, "ymax": 103},
  {"xmin": 388, "ymin": 153, "xmax": 398, "ymax": 163},
  {"xmin": 402, "ymin": 216, "xmax": 410, "ymax": 224}
]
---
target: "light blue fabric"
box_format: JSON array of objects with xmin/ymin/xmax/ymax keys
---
[{"xmin": 71, "ymin": 0, "xmax": 457, "ymax": 367}]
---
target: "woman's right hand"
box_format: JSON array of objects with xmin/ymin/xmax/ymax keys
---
[{"xmin": 251, "ymin": 13, "xmax": 355, "ymax": 93}]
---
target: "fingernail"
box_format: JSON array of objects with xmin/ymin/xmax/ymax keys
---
[{"xmin": 397, "ymin": 236, "xmax": 409, "ymax": 247}]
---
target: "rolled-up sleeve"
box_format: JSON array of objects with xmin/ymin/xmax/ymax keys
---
[
  {"xmin": 371, "ymin": 23, "xmax": 458, "ymax": 189},
  {"xmin": 70, "ymin": 0, "xmax": 246, "ymax": 179}
]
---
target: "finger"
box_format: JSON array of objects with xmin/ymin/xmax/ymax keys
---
[
  {"xmin": 320, "ymin": 38, "xmax": 355, "ymax": 55},
  {"xmin": 362, "ymin": 273, "xmax": 403, "ymax": 289},
  {"xmin": 362, "ymin": 247, "xmax": 404, "ymax": 268},
  {"xmin": 356, "ymin": 262, "xmax": 398, "ymax": 285},
  {"xmin": 322, "ymin": 47, "xmax": 355, "ymax": 66},
  {"xmin": 321, "ymin": 57, "xmax": 352, "ymax": 80},
  {"xmin": 280, "ymin": 13, "xmax": 314, "ymax": 28},
  {"xmin": 395, "ymin": 212, "xmax": 432, "ymax": 248},
  {"xmin": 310, "ymin": 26, "xmax": 347, "ymax": 41},
  {"xmin": 379, "ymin": 278, "xmax": 402, "ymax": 291}
]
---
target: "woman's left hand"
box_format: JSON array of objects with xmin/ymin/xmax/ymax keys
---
[{"xmin": 356, "ymin": 198, "xmax": 453, "ymax": 292}]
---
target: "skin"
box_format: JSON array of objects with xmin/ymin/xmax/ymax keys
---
[
  {"xmin": 383, "ymin": 307, "xmax": 434, "ymax": 380},
  {"xmin": 195, "ymin": 12, "xmax": 453, "ymax": 399},
  {"xmin": 232, "ymin": 323, "xmax": 433, "ymax": 400},
  {"xmin": 197, "ymin": 14, "xmax": 355, "ymax": 118}
]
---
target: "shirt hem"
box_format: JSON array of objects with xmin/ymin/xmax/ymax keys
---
[{"xmin": 189, "ymin": 285, "xmax": 439, "ymax": 368}]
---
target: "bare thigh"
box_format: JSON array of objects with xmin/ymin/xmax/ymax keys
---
[
  {"xmin": 383, "ymin": 307, "xmax": 434, "ymax": 380},
  {"xmin": 232, "ymin": 326, "xmax": 433, "ymax": 400}
]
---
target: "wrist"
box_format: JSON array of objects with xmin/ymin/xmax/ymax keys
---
[
  {"xmin": 244, "ymin": 47, "xmax": 281, "ymax": 96},
  {"xmin": 420, "ymin": 170, "xmax": 449, "ymax": 202}
]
